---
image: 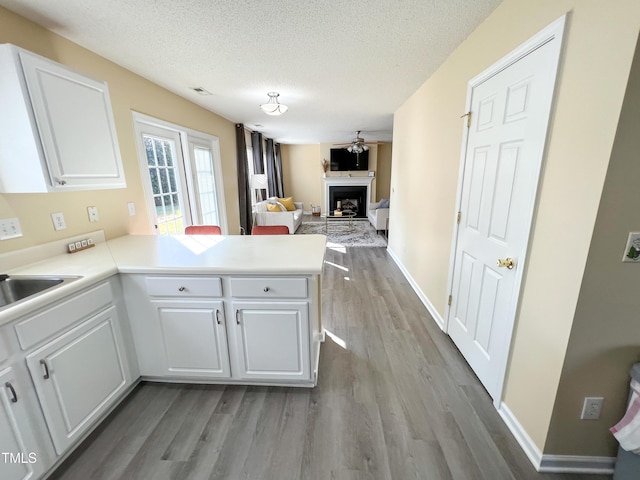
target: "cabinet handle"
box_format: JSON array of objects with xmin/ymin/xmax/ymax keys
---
[
  {"xmin": 215, "ymin": 309, "xmax": 221, "ymax": 325},
  {"xmin": 235, "ymin": 309, "xmax": 240, "ymax": 325},
  {"xmin": 5, "ymin": 382, "xmax": 17, "ymax": 403},
  {"xmin": 178, "ymin": 286, "xmax": 186, "ymax": 292},
  {"xmin": 263, "ymin": 287, "xmax": 270, "ymax": 292},
  {"xmin": 40, "ymin": 359, "xmax": 50, "ymax": 379}
]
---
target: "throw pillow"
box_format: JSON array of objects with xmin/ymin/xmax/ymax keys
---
[
  {"xmin": 266, "ymin": 202, "xmax": 286, "ymax": 212},
  {"xmin": 378, "ymin": 198, "xmax": 390, "ymax": 209},
  {"xmin": 278, "ymin": 197, "xmax": 296, "ymax": 211}
]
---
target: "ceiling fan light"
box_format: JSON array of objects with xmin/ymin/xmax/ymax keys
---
[{"xmin": 260, "ymin": 92, "xmax": 288, "ymax": 116}]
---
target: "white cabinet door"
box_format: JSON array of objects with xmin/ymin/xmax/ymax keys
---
[
  {"xmin": 26, "ymin": 306, "xmax": 128, "ymax": 455},
  {"xmin": 155, "ymin": 300, "xmax": 231, "ymax": 379},
  {"xmin": 232, "ymin": 302, "xmax": 310, "ymax": 381},
  {"xmin": 0, "ymin": 368, "xmax": 46, "ymax": 480},
  {"xmin": 19, "ymin": 50, "xmax": 125, "ymax": 190},
  {"xmin": 0, "ymin": 44, "xmax": 125, "ymax": 192}
]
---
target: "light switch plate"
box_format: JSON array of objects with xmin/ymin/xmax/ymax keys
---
[
  {"xmin": 0, "ymin": 217, "xmax": 23, "ymax": 240},
  {"xmin": 87, "ymin": 206, "xmax": 99, "ymax": 222},
  {"xmin": 127, "ymin": 202, "xmax": 136, "ymax": 216},
  {"xmin": 622, "ymin": 232, "xmax": 640, "ymax": 262}
]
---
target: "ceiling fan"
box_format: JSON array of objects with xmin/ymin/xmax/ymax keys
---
[{"xmin": 334, "ymin": 131, "xmax": 380, "ymax": 154}]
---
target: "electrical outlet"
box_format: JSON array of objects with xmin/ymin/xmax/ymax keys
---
[
  {"xmin": 127, "ymin": 202, "xmax": 136, "ymax": 216},
  {"xmin": 580, "ymin": 397, "xmax": 604, "ymax": 420},
  {"xmin": 51, "ymin": 212, "xmax": 66, "ymax": 231},
  {"xmin": 0, "ymin": 217, "xmax": 23, "ymax": 240},
  {"xmin": 87, "ymin": 206, "xmax": 99, "ymax": 222}
]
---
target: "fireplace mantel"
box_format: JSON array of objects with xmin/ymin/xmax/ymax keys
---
[{"xmin": 323, "ymin": 176, "xmax": 374, "ymax": 215}]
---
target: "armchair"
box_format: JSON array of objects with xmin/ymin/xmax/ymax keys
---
[{"xmin": 368, "ymin": 201, "xmax": 389, "ymax": 234}]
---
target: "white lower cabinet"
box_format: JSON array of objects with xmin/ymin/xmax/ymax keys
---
[
  {"xmin": 0, "ymin": 367, "xmax": 48, "ymax": 480},
  {"xmin": 25, "ymin": 306, "xmax": 129, "ymax": 455},
  {"xmin": 155, "ymin": 300, "xmax": 230, "ymax": 378},
  {"xmin": 232, "ymin": 302, "xmax": 310, "ymax": 381},
  {"xmin": 124, "ymin": 274, "xmax": 318, "ymax": 386}
]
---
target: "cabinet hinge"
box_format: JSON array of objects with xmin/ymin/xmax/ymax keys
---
[
  {"xmin": 448, "ymin": 294, "xmax": 453, "ymax": 306},
  {"xmin": 460, "ymin": 111, "xmax": 472, "ymax": 128},
  {"xmin": 457, "ymin": 211, "xmax": 461, "ymax": 224}
]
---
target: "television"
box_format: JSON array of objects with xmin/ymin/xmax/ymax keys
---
[{"xmin": 330, "ymin": 148, "xmax": 369, "ymax": 171}]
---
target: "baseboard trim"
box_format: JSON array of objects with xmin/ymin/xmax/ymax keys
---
[
  {"xmin": 538, "ymin": 455, "xmax": 615, "ymax": 474},
  {"xmin": 387, "ymin": 246, "xmax": 445, "ymax": 330},
  {"xmin": 498, "ymin": 402, "xmax": 544, "ymax": 468},
  {"xmin": 498, "ymin": 402, "xmax": 616, "ymax": 474}
]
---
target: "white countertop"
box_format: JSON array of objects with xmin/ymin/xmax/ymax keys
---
[
  {"xmin": 0, "ymin": 233, "xmax": 326, "ymax": 325},
  {"xmin": 107, "ymin": 234, "xmax": 327, "ymax": 274}
]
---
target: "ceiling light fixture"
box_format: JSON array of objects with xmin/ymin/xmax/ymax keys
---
[{"xmin": 260, "ymin": 92, "xmax": 288, "ymax": 116}]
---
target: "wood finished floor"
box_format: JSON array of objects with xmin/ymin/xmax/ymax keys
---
[{"xmin": 50, "ymin": 247, "xmax": 611, "ymax": 480}]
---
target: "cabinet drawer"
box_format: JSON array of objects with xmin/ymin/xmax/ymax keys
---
[
  {"xmin": 15, "ymin": 282, "xmax": 112, "ymax": 350},
  {"xmin": 230, "ymin": 277, "xmax": 307, "ymax": 298},
  {"xmin": 145, "ymin": 276, "xmax": 222, "ymax": 298}
]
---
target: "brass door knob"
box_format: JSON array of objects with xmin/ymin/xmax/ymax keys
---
[{"xmin": 497, "ymin": 258, "xmax": 515, "ymax": 269}]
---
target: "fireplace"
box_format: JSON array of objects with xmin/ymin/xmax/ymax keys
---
[
  {"xmin": 323, "ymin": 176, "xmax": 374, "ymax": 219},
  {"xmin": 329, "ymin": 186, "xmax": 367, "ymax": 218}
]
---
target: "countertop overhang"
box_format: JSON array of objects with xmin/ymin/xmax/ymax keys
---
[{"xmin": 0, "ymin": 233, "xmax": 327, "ymax": 325}]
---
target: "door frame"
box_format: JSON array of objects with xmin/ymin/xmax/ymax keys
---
[{"xmin": 444, "ymin": 14, "xmax": 566, "ymax": 405}]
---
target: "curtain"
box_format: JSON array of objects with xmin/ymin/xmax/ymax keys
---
[
  {"xmin": 265, "ymin": 138, "xmax": 277, "ymax": 198},
  {"xmin": 235, "ymin": 124, "xmax": 252, "ymax": 234},
  {"xmin": 251, "ymin": 132, "xmax": 266, "ymax": 200},
  {"xmin": 274, "ymin": 143, "xmax": 284, "ymax": 198}
]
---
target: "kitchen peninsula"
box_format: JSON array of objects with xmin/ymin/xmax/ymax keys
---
[
  {"xmin": 0, "ymin": 232, "xmax": 326, "ymax": 480},
  {"xmin": 108, "ymin": 233, "xmax": 326, "ymax": 387}
]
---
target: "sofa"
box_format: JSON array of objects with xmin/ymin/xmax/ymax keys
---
[
  {"xmin": 368, "ymin": 200, "xmax": 389, "ymax": 234},
  {"xmin": 254, "ymin": 198, "xmax": 304, "ymax": 234}
]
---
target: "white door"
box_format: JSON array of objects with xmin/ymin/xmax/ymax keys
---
[
  {"xmin": 447, "ymin": 18, "xmax": 565, "ymax": 401},
  {"xmin": 26, "ymin": 307, "xmax": 128, "ymax": 454},
  {"xmin": 155, "ymin": 300, "xmax": 231, "ymax": 378},
  {"xmin": 233, "ymin": 302, "xmax": 310, "ymax": 381},
  {"xmin": 135, "ymin": 123, "xmax": 192, "ymax": 235}
]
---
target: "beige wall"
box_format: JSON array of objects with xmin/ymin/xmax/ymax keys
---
[
  {"xmin": 281, "ymin": 144, "xmax": 322, "ymax": 211},
  {"xmin": 375, "ymin": 143, "xmax": 392, "ymax": 201},
  {"xmin": 0, "ymin": 6, "xmax": 239, "ymax": 254},
  {"xmin": 281, "ymin": 143, "xmax": 391, "ymax": 213},
  {"xmin": 545, "ymin": 34, "xmax": 640, "ymax": 456},
  {"xmin": 390, "ymin": 0, "xmax": 640, "ymax": 456}
]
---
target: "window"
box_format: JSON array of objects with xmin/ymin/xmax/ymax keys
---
[{"xmin": 133, "ymin": 113, "xmax": 227, "ymax": 234}]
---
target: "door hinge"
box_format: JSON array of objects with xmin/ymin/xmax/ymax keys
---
[
  {"xmin": 460, "ymin": 111, "xmax": 472, "ymax": 128},
  {"xmin": 457, "ymin": 211, "xmax": 461, "ymax": 224},
  {"xmin": 448, "ymin": 294, "xmax": 453, "ymax": 306}
]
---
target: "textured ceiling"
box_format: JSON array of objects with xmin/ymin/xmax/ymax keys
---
[{"xmin": 0, "ymin": 0, "xmax": 501, "ymax": 144}]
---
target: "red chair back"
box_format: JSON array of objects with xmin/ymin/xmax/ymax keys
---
[
  {"xmin": 251, "ymin": 225, "xmax": 290, "ymax": 235},
  {"xmin": 184, "ymin": 225, "xmax": 222, "ymax": 235}
]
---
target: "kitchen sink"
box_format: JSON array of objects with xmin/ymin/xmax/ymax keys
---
[{"xmin": 0, "ymin": 275, "xmax": 81, "ymax": 310}]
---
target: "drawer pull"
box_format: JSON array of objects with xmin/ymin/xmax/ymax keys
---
[
  {"xmin": 263, "ymin": 287, "xmax": 270, "ymax": 292},
  {"xmin": 235, "ymin": 309, "xmax": 240, "ymax": 325},
  {"xmin": 40, "ymin": 359, "xmax": 50, "ymax": 380},
  {"xmin": 215, "ymin": 309, "xmax": 221, "ymax": 325},
  {"xmin": 178, "ymin": 286, "xmax": 186, "ymax": 292},
  {"xmin": 5, "ymin": 382, "xmax": 17, "ymax": 403}
]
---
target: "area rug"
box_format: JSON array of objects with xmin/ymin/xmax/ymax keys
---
[{"xmin": 296, "ymin": 219, "xmax": 387, "ymax": 247}]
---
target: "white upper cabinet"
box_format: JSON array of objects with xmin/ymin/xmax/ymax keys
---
[{"xmin": 0, "ymin": 44, "xmax": 126, "ymax": 192}]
